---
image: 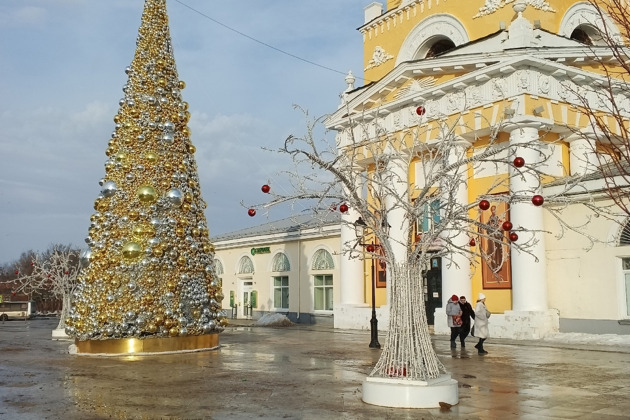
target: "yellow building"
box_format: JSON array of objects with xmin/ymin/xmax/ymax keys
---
[{"xmin": 326, "ymin": 0, "xmax": 630, "ymax": 338}]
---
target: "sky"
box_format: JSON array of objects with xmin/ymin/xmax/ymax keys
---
[{"xmin": 0, "ymin": 0, "xmax": 370, "ymax": 264}]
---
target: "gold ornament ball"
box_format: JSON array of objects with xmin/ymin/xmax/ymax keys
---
[
  {"xmin": 122, "ymin": 242, "xmax": 143, "ymax": 260},
  {"xmin": 137, "ymin": 185, "xmax": 158, "ymax": 204},
  {"xmin": 164, "ymin": 318, "xmax": 174, "ymax": 328},
  {"xmin": 145, "ymin": 152, "xmax": 158, "ymax": 164},
  {"xmin": 154, "ymin": 315, "xmax": 164, "ymax": 326},
  {"xmin": 146, "ymin": 324, "xmax": 158, "ymax": 333},
  {"xmin": 178, "ymin": 80, "xmax": 186, "ymax": 89},
  {"xmin": 169, "ymin": 327, "xmax": 179, "ymax": 337}
]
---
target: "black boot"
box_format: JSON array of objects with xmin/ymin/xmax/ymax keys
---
[
  {"xmin": 450, "ymin": 340, "xmax": 456, "ymax": 349},
  {"xmin": 477, "ymin": 339, "xmax": 488, "ymax": 355}
]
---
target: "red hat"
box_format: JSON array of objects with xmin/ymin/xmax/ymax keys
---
[{"xmin": 451, "ymin": 294, "xmax": 459, "ymax": 302}]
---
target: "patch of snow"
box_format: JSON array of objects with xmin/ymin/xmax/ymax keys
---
[
  {"xmin": 542, "ymin": 332, "xmax": 630, "ymax": 347},
  {"xmin": 255, "ymin": 313, "xmax": 294, "ymax": 327}
]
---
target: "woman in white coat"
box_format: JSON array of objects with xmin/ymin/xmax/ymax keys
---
[{"xmin": 474, "ymin": 292, "xmax": 491, "ymax": 355}]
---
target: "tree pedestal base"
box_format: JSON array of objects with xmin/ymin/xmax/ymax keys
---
[
  {"xmin": 72, "ymin": 333, "xmax": 219, "ymax": 356},
  {"xmin": 52, "ymin": 328, "xmax": 70, "ymax": 340},
  {"xmin": 362, "ymin": 374, "xmax": 458, "ymax": 408}
]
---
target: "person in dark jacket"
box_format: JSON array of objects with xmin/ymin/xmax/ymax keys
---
[{"xmin": 458, "ymin": 296, "xmax": 475, "ymax": 348}]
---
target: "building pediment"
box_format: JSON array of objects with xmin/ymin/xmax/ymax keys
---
[{"xmin": 328, "ymin": 49, "xmax": 625, "ymax": 130}]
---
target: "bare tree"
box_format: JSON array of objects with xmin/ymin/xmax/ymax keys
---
[
  {"xmin": 567, "ymin": 0, "xmax": 630, "ymax": 215},
  {"xmin": 246, "ymin": 106, "xmax": 615, "ymax": 381},
  {"xmin": 13, "ymin": 245, "xmax": 81, "ymax": 330}
]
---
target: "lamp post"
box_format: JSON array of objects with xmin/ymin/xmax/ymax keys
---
[{"xmin": 354, "ymin": 217, "xmax": 383, "ymax": 349}]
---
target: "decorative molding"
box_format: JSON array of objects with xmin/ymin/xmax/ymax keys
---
[
  {"xmin": 394, "ymin": 77, "xmax": 436, "ymax": 99},
  {"xmin": 365, "ymin": 46, "xmax": 394, "ymax": 70},
  {"xmin": 474, "ymin": 0, "xmax": 555, "ymax": 19}
]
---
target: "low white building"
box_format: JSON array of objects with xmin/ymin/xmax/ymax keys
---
[{"xmin": 212, "ymin": 213, "xmax": 342, "ymax": 326}]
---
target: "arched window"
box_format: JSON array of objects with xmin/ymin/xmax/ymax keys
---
[
  {"xmin": 271, "ymin": 253, "xmax": 290, "ymax": 272},
  {"xmin": 619, "ymin": 220, "xmax": 630, "ymax": 246},
  {"xmin": 214, "ymin": 259, "xmax": 224, "ymax": 275},
  {"xmin": 237, "ymin": 256, "xmax": 254, "ymax": 274},
  {"xmin": 312, "ymin": 249, "xmax": 334, "ymax": 270},
  {"xmin": 425, "ymin": 38, "xmax": 456, "ymax": 58},
  {"xmin": 396, "ymin": 14, "xmax": 469, "ymax": 66},
  {"xmin": 560, "ymin": 3, "xmax": 621, "ymax": 46}
]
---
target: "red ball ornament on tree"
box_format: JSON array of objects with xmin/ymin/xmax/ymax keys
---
[
  {"xmin": 339, "ymin": 204, "xmax": 349, "ymax": 213},
  {"xmin": 261, "ymin": 184, "xmax": 270, "ymax": 194},
  {"xmin": 247, "ymin": 208, "xmax": 256, "ymax": 217},
  {"xmin": 502, "ymin": 221, "xmax": 513, "ymax": 231},
  {"xmin": 479, "ymin": 200, "xmax": 490, "ymax": 210},
  {"xmin": 532, "ymin": 195, "xmax": 544, "ymax": 206},
  {"xmin": 366, "ymin": 244, "xmax": 375, "ymax": 253},
  {"xmin": 469, "ymin": 238, "xmax": 476, "ymax": 247},
  {"xmin": 509, "ymin": 232, "xmax": 519, "ymax": 242},
  {"xmin": 14, "ymin": 270, "xmax": 18, "ymax": 275},
  {"xmin": 416, "ymin": 106, "xmax": 426, "ymax": 116},
  {"xmin": 513, "ymin": 157, "xmax": 525, "ymax": 168}
]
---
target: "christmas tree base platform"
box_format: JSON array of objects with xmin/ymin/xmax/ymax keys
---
[
  {"xmin": 73, "ymin": 334, "xmax": 219, "ymax": 356},
  {"xmin": 52, "ymin": 328, "xmax": 71, "ymax": 340},
  {"xmin": 362, "ymin": 374, "xmax": 458, "ymax": 408}
]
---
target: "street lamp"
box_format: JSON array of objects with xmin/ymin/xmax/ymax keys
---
[{"xmin": 354, "ymin": 217, "xmax": 381, "ymax": 349}]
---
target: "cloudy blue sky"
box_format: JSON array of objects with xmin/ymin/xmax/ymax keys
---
[{"xmin": 0, "ymin": 0, "xmax": 369, "ymax": 264}]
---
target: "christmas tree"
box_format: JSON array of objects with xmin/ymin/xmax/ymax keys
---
[{"xmin": 67, "ymin": 0, "xmax": 225, "ymax": 354}]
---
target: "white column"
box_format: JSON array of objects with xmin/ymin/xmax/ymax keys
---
[
  {"xmin": 440, "ymin": 138, "xmax": 472, "ymax": 307},
  {"xmin": 340, "ymin": 208, "xmax": 365, "ymax": 305},
  {"xmin": 509, "ymin": 125, "xmax": 548, "ymax": 311},
  {"xmin": 385, "ymin": 155, "xmax": 410, "ymax": 307},
  {"xmin": 567, "ymin": 133, "xmax": 598, "ymax": 176}
]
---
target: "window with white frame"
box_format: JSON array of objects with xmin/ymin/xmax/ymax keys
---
[
  {"xmin": 271, "ymin": 253, "xmax": 290, "ymax": 309},
  {"xmin": 313, "ymin": 274, "xmax": 333, "ymax": 311},
  {"xmin": 417, "ymin": 199, "xmax": 441, "ymax": 233},
  {"xmin": 312, "ymin": 249, "xmax": 334, "ymax": 311},
  {"xmin": 273, "ymin": 276, "xmax": 289, "ymax": 309},
  {"xmin": 214, "ymin": 258, "xmax": 224, "ymax": 287}
]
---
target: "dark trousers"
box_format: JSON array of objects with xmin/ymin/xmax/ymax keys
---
[
  {"xmin": 450, "ymin": 327, "xmax": 461, "ymax": 343},
  {"xmin": 460, "ymin": 323, "xmax": 471, "ymax": 344}
]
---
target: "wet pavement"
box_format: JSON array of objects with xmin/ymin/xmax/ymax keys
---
[{"xmin": 1, "ymin": 318, "xmax": 629, "ymax": 420}]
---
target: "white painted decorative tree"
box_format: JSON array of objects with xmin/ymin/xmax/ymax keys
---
[
  {"xmin": 246, "ymin": 106, "xmax": 617, "ymax": 394},
  {"xmin": 13, "ymin": 245, "xmax": 81, "ymax": 331}
]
